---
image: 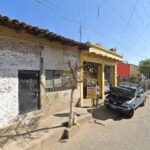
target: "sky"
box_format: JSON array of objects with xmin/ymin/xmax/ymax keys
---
[{"xmin": 0, "ymin": 0, "xmax": 150, "ymax": 65}]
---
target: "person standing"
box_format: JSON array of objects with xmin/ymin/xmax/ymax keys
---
[
  {"xmin": 93, "ymin": 82, "xmax": 100, "ymax": 107},
  {"xmin": 96, "ymin": 82, "xmax": 100, "ymax": 106}
]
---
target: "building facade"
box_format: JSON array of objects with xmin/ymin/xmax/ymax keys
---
[
  {"xmin": 0, "ymin": 15, "xmax": 122, "ymax": 128},
  {"xmin": 117, "ymin": 62, "xmax": 140, "ymax": 82},
  {"xmin": 117, "ymin": 62, "xmax": 130, "ymax": 79},
  {"xmin": 80, "ymin": 44, "xmax": 122, "ymax": 105},
  {"xmin": 130, "ymin": 64, "xmax": 140, "ymax": 80}
]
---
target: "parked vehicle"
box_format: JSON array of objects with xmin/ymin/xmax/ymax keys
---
[{"xmin": 104, "ymin": 85, "xmax": 147, "ymax": 118}]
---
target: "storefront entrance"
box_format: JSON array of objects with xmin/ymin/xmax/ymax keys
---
[
  {"xmin": 80, "ymin": 43, "xmax": 122, "ymax": 106},
  {"xmin": 83, "ymin": 61, "xmax": 98, "ymax": 99},
  {"xmin": 83, "ymin": 62, "xmax": 115, "ymax": 100}
]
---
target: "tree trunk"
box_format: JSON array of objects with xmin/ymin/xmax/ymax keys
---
[{"xmin": 68, "ymin": 89, "xmax": 75, "ymax": 127}]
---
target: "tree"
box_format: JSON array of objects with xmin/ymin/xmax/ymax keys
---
[
  {"xmin": 63, "ymin": 61, "xmax": 93, "ymax": 127},
  {"xmin": 139, "ymin": 59, "xmax": 150, "ymax": 79},
  {"xmin": 64, "ymin": 61, "xmax": 83, "ymax": 127},
  {"xmin": 130, "ymin": 75, "xmax": 135, "ymax": 83},
  {"xmin": 65, "ymin": 60, "xmax": 91, "ymax": 127}
]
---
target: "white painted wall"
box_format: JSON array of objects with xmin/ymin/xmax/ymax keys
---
[
  {"xmin": 0, "ymin": 36, "xmax": 41, "ymax": 128},
  {"xmin": 0, "ymin": 35, "xmax": 81, "ymax": 127},
  {"xmin": 43, "ymin": 45, "xmax": 79, "ymax": 70}
]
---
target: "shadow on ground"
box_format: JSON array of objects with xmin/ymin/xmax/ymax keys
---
[
  {"xmin": 54, "ymin": 112, "xmax": 81, "ymax": 118},
  {"xmin": 0, "ymin": 125, "xmax": 65, "ymax": 140},
  {"xmin": 54, "ymin": 113, "xmax": 69, "ymax": 117},
  {"xmin": 89, "ymin": 105, "xmax": 124, "ymax": 121}
]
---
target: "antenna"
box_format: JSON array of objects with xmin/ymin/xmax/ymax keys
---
[
  {"xmin": 97, "ymin": 5, "xmax": 100, "ymax": 17},
  {"xmin": 79, "ymin": 25, "xmax": 82, "ymax": 42}
]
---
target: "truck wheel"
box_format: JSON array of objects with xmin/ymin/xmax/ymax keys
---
[
  {"xmin": 105, "ymin": 105, "xmax": 110, "ymax": 109},
  {"xmin": 141, "ymin": 98, "xmax": 146, "ymax": 107},
  {"xmin": 127, "ymin": 109, "xmax": 134, "ymax": 118}
]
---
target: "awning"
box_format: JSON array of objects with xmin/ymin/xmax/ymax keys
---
[{"xmin": 88, "ymin": 44, "xmax": 123, "ymax": 61}]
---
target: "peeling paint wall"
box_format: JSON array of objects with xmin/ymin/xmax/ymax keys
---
[
  {"xmin": 0, "ymin": 34, "xmax": 81, "ymax": 128},
  {"xmin": 0, "ymin": 35, "xmax": 41, "ymax": 128},
  {"xmin": 41, "ymin": 45, "xmax": 81, "ymax": 114}
]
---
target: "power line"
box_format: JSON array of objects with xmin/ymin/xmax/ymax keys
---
[
  {"xmin": 36, "ymin": 0, "xmax": 136, "ymax": 48},
  {"xmin": 34, "ymin": 0, "xmax": 116, "ymax": 45},
  {"xmin": 34, "ymin": 0, "xmax": 145, "ymax": 60},
  {"xmin": 140, "ymin": 1, "xmax": 150, "ymax": 20},
  {"xmin": 127, "ymin": 0, "xmax": 150, "ymax": 43},
  {"xmin": 103, "ymin": 0, "xmax": 150, "ymax": 47},
  {"xmin": 34, "ymin": 0, "xmax": 146, "ymax": 60},
  {"xmin": 131, "ymin": 21, "xmax": 150, "ymax": 48},
  {"xmin": 82, "ymin": 0, "xmax": 88, "ymax": 41},
  {"xmin": 102, "ymin": 0, "xmax": 126, "ymax": 23},
  {"xmin": 35, "ymin": 0, "xmax": 80, "ymax": 24},
  {"xmin": 117, "ymin": 0, "xmax": 140, "ymax": 47},
  {"xmin": 97, "ymin": 4, "xmax": 100, "ymax": 17},
  {"xmin": 78, "ymin": 0, "xmax": 82, "ymax": 42},
  {"xmin": 127, "ymin": 0, "xmax": 146, "ymax": 26}
]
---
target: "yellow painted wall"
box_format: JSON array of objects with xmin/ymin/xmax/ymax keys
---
[{"xmin": 80, "ymin": 52, "xmax": 119, "ymax": 106}]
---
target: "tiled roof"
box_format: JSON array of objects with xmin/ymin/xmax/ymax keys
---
[{"xmin": 0, "ymin": 15, "xmax": 89, "ymax": 49}]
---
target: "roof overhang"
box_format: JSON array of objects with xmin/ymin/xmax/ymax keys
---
[
  {"xmin": 0, "ymin": 15, "xmax": 89, "ymax": 49},
  {"xmin": 87, "ymin": 44, "xmax": 123, "ymax": 61}
]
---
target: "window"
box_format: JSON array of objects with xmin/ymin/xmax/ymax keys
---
[{"xmin": 45, "ymin": 70, "xmax": 72, "ymax": 92}]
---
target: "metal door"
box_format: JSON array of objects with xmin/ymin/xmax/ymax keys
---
[{"xmin": 19, "ymin": 70, "xmax": 40, "ymax": 114}]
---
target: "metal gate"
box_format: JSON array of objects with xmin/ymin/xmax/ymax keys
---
[{"xmin": 19, "ymin": 70, "xmax": 40, "ymax": 114}]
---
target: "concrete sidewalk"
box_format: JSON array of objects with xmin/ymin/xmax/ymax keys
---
[
  {"xmin": 1, "ymin": 107, "xmax": 92, "ymax": 150},
  {"xmin": 1, "ymin": 98, "xmax": 114, "ymax": 150}
]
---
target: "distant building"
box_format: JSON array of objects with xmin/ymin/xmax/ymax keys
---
[
  {"xmin": 117, "ymin": 62, "xmax": 140, "ymax": 81},
  {"xmin": 117, "ymin": 62, "xmax": 130, "ymax": 79},
  {"xmin": 130, "ymin": 64, "xmax": 140, "ymax": 81},
  {"xmin": 0, "ymin": 15, "xmax": 122, "ymax": 128},
  {"xmin": 130, "ymin": 64, "xmax": 140, "ymax": 77}
]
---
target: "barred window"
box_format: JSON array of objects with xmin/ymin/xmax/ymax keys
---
[{"xmin": 45, "ymin": 70, "xmax": 72, "ymax": 92}]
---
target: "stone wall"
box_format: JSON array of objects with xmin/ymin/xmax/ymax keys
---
[{"xmin": 0, "ymin": 35, "xmax": 41, "ymax": 128}]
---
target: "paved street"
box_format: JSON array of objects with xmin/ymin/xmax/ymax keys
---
[{"xmin": 52, "ymin": 93, "xmax": 150, "ymax": 150}]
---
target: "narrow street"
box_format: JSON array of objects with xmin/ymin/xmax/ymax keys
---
[{"xmin": 52, "ymin": 93, "xmax": 150, "ymax": 150}]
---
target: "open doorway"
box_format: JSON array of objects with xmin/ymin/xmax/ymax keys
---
[{"xmin": 83, "ymin": 61, "xmax": 98, "ymax": 99}]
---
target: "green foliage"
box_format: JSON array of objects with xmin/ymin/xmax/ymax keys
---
[
  {"xmin": 139, "ymin": 59, "xmax": 150, "ymax": 78},
  {"xmin": 130, "ymin": 75, "xmax": 135, "ymax": 83}
]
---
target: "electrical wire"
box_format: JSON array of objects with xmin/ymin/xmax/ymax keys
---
[
  {"xmin": 117, "ymin": 0, "xmax": 140, "ymax": 46},
  {"xmin": 34, "ymin": 0, "xmax": 146, "ymax": 60},
  {"xmin": 102, "ymin": 0, "xmax": 126, "ymax": 23},
  {"xmin": 78, "ymin": 0, "xmax": 82, "ymax": 42}
]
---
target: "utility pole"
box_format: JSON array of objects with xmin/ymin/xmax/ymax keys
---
[
  {"xmin": 97, "ymin": 5, "xmax": 100, "ymax": 17},
  {"xmin": 79, "ymin": 25, "xmax": 82, "ymax": 42}
]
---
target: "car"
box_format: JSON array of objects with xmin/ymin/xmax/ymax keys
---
[{"xmin": 104, "ymin": 85, "xmax": 147, "ymax": 118}]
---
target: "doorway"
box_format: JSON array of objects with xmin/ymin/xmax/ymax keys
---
[
  {"xmin": 19, "ymin": 70, "xmax": 40, "ymax": 114},
  {"xmin": 83, "ymin": 61, "xmax": 98, "ymax": 99}
]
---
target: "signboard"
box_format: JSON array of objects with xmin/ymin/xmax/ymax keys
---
[{"xmin": 87, "ymin": 78, "xmax": 97, "ymax": 99}]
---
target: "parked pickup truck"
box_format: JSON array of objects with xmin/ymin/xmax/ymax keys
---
[{"xmin": 104, "ymin": 85, "xmax": 147, "ymax": 118}]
